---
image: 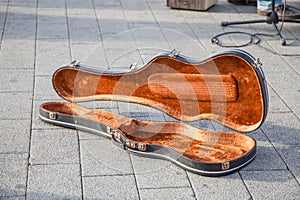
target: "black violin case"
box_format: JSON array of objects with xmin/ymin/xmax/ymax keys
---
[{"xmin": 39, "ymin": 49, "xmax": 268, "ymax": 176}]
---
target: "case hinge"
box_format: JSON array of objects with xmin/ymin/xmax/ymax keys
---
[{"xmin": 107, "ymin": 126, "xmax": 121, "ymax": 139}]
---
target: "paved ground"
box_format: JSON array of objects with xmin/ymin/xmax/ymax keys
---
[{"xmin": 0, "ymin": 0, "xmax": 300, "ymax": 199}]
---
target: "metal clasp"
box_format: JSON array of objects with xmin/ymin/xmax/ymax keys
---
[
  {"xmin": 128, "ymin": 63, "xmax": 137, "ymax": 71},
  {"xmin": 108, "ymin": 126, "xmax": 147, "ymax": 152},
  {"xmin": 252, "ymin": 58, "xmax": 262, "ymax": 69},
  {"xmin": 107, "ymin": 126, "xmax": 121, "ymax": 139},
  {"xmin": 169, "ymin": 49, "xmax": 179, "ymax": 58},
  {"xmin": 49, "ymin": 112, "xmax": 56, "ymax": 120},
  {"xmin": 221, "ymin": 162, "xmax": 230, "ymax": 170},
  {"xmin": 111, "ymin": 129, "xmax": 127, "ymax": 150},
  {"xmin": 125, "ymin": 141, "xmax": 147, "ymax": 152},
  {"xmin": 253, "ymin": 58, "xmax": 266, "ymax": 80},
  {"xmin": 125, "ymin": 141, "xmax": 136, "ymax": 149},
  {"xmin": 69, "ymin": 60, "xmax": 80, "ymax": 67},
  {"xmin": 138, "ymin": 143, "xmax": 147, "ymax": 151}
]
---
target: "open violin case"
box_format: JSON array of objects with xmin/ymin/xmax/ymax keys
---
[{"xmin": 39, "ymin": 49, "xmax": 268, "ymax": 176}]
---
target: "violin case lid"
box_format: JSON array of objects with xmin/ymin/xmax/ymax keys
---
[{"xmin": 52, "ymin": 49, "xmax": 268, "ymax": 133}]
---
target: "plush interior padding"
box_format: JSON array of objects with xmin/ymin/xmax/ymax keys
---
[
  {"xmin": 42, "ymin": 102, "xmax": 255, "ymax": 163},
  {"xmin": 53, "ymin": 54, "xmax": 264, "ymax": 132},
  {"xmin": 148, "ymin": 73, "xmax": 238, "ymax": 102}
]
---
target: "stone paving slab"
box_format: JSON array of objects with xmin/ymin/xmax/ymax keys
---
[
  {"xmin": 139, "ymin": 187, "xmax": 195, "ymax": 200},
  {"xmin": 275, "ymin": 144, "xmax": 300, "ymax": 184},
  {"xmin": 262, "ymin": 112, "xmax": 300, "ymax": 145},
  {"xmin": 70, "ymin": 43, "xmax": 108, "ymax": 67},
  {"xmin": 0, "ymin": 153, "xmax": 28, "ymax": 197},
  {"xmin": 37, "ymin": 22, "xmax": 68, "ymax": 40},
  {"xmin": 105, "ymin": 48, "xmax": 143, "ymax": 69},
  {"xmin": 266, "ymin": 71, "xmax": 300, "ymax": 118},
  {"xmin": 188, "ymin": 172, "xmax": 251, "ymax": 199},
  {"xmin": 27, "ymin": 164, "xmax": 82, "ymax": 200},
  {"xmin": 0, "ymin": 119, "xmax": 31, "ymax": 153},
  {"xmin": 37, "ymin": 8, "xmax": 67, "ymax": 25},
  {"xmin": 83, "ymin": 175, "xmax": 139, "ymax": 199},
  {"xmin": 6, "ymin": 6, "xmax": 36, "ymax": 20},
  {"xmin": 68, "ymin": 17, "xmax": 102, "ymax": 43},
  {"xmin": 240, "ymin": 170, "xmax": 300, "ymax": 199},
  {"xmin": 78, "ymin": 130, "xmax": 104, "ymax": 141},
  {"xmin": 38, "ymin": 0, "xmax": 65, "ymax": 9},
  {"xmin": 131, "ymin": 155, "xmax": 191, "ymax": 189},
  {"xmin": 30, "ymin": 129, "xmax": 79, "ymax": 165},
  {"xmin": 267, "ymin": 85, "xmax": 291, "ymax": 113},
  {"xmin": 0, "ymin": 196, "xmax": 25, "ymax": 200},
  {"xmin": 36, "ymin": 39, "xmax": 70, "ymax": 76},
  {"xmin": 80, "ymin": 139, "xmax": 134, "ymax": 176},
  {"xmin": 0, "ymin": 69, "xmax": 34, "ymax": 92},
  {"xmin": 283, "ymin": 56, "xmax": 300, "ymax": 74},
  {"xmin": 0, "ymin": 92, "xmax": 32, "ymax": 119},
  {"xmin": 242, "ymin": 130, "xmax": 287, "ymax": 171},
  {"xmin": 33, "ymin": 76, "xmax": 63, "ymax": 100},
  {"xmin": 0, "ymin": 39, "xmax": 35, "ymax": 69},
  {"xmin": 4, "ymin": 18, "xmax": 36, "ymax": 39}
]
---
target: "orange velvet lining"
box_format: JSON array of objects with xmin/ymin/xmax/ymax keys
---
[
  {"xmin": 42, "ymin": 102, "xmax": 255, "ymax": 163},
  {"xmin": 53, "ymin": 54, "xmax": 264, "ymax": 132}
]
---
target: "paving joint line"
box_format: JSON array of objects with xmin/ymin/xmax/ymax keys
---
[
  {"xmin": 0, "ymin": 0, "xmax": 9, "ymax": 51},
  {"xmin": 90, "ymin": 0, "xmax": 110, "ymax": 69},
  {"xmin": 83, "ymin": 173, "xmax": 135, "ymax": 178},
  {"xmin": 178, "ymin": 9, "xmax": 209, "ymax": 55},
  {"xmin": 185, "ymin": 172, "xmax": 198, "ymax": 200},
  {"xmin": 138, "ymin": 185, "xmax": 194, "ymax": 190},
  {"xmin": 25, "ymin": 0, "xmax": 39, "ymax": 198},
  {"xmin": 260, "ymin": 128, "xmax": 300, "ymax": 186},
  {"xmin": 238, "ymin": 171, "xmax": 254, "ymax": 199},
  {"xmin": 267, "ymin": 82, "xmax": 300, "ymax": 121}
]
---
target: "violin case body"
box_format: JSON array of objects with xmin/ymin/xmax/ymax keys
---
[{"xmin": 39, "ymin": 49, "xmax": 268, "ymax": 176}]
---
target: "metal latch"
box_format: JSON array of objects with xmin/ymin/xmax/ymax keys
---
[
  {"xmin": 128, "ymin": 63, "xmax": 137, "ymax": 71},
  {"xmin": 125, "ymin": 141, "xmax": 136, "ymax": 149},
  {"xmin": 252, "ymin": 58, "xmax": 266, "ymax": 80},
  {"xmin": 169, "ymin": 49, "xmax": 179, "ymax": 58},
  {"xmin": 69, "ymin": 60, "xmax": 80, "ymax": 67},
  {"xmin": 138, "ymin": 143, "xmax": 147, "ymax": 151},
  {"xmin": 49, "ymin": 112, "xmax": 57, "ymax": 120},
  {"xmin": 252, "ymin": 58, "xmax": 262, "ymax": 69},
  {"xmin": 221, "ymin": 162, "xmax": 230, "ymax": 170},
  {"xmin": 125, "ymin": 141, "xmax": 147, "ymax": 152},
  {"xmin": 107, "ymin": 126, "xmax": 120, "ymax": 139}
]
